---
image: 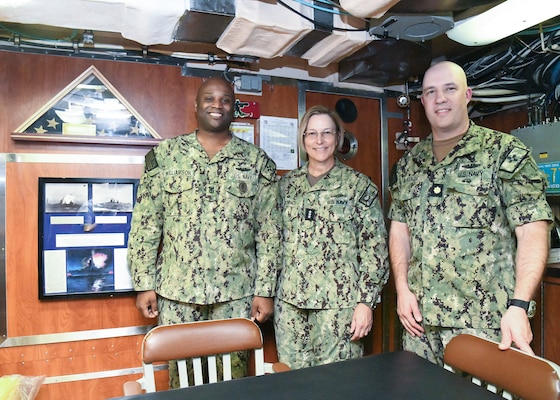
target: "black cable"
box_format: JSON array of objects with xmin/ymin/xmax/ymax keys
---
[{"xmin": 276, "ymin": 0, "xmax": 368, "ymax": 32}]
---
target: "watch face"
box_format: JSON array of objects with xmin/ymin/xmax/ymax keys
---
[{"xmin": 528, "ymin": 300, "xmax": 537, "ymax": 318}]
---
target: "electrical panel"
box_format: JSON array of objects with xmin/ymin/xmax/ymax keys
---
[{"xmin": 511, "ymin": 120, "xmax": 560, "ymax": 195}]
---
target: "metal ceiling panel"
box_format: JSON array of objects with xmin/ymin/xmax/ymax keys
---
[
  {"xmin": 174, "ymin": 0, "xmax": 235, "ymax": 43},
  {"xmin": 369, "ymin": 14, "xmax": 454, "ymax": 41},
  {"xmin": 339, "ymin": 39, "xmax": 432, "ymax": 86}
]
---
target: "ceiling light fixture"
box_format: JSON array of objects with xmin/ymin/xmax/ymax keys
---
[{"xmin": 446, "ymin": 0, "xmax": 560, "ymax": 46}]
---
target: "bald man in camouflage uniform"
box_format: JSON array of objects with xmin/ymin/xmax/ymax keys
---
[
  {"xmin": 274, "ymin": 105, "xmax": 389, "ymax": 370},
  {"xmin": 389, "ymin": 61, "xmax": 552, "ymax": 365},
  {"xmin": 128, "ymin": 77, "xmax": 282, "ymax": 386}
]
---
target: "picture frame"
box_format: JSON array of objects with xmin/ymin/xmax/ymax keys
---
[{"xmin": 38, "ymin": 177, "xmax": 139, "ymax": 299}]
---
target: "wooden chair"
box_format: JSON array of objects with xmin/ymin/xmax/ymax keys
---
[
  {"xmin": 443, "ymin": 333, "xmax": 560, "ymax": 400},
  {"xmin": 123, "ymin": 318, "xmax": 289, "ymax": 395}
]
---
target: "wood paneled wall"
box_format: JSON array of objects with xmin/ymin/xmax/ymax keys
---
[
  {"xmin": 0, "ymin": 50, "xmax": 301, "ymax": 399},
  {"xmin": 0, "ymin": 49, "xmax": 531, "ymax": 400},
  {"xmin": 5, "ymin": 162, "xmax": 149, "ymax": 336}
]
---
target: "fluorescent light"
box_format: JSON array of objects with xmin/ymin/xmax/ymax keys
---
[{"xmin": 446, "ymin": 0, "xmax": 560, "ymax": 46}]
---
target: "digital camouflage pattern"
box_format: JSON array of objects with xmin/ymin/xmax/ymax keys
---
[
  {"xmin": 274, "ymin": 299, "xmax": 363, "ymax": 369},
  {"xmin": 389, "ymin": 122, "xmax": 552, "ymax": 329},
  {"xmin": 127, "ymin": 132, "xmax": 282, "ymax": 304},
  {"xmin": 276, "ymin": 159, "xmax": 389, "ymax": 309}
]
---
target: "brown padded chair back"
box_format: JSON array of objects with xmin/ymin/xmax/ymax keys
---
[
  {"xmin": 444, "ymin": 334, "xmax": 560, "ymax": 400},
  {"xmin": 122, "ymin": 318, "xmax": 271, "ymax": 395},
  {"xmin": 142, "ymin": 318, "xmax": 263, "ymax": 364}
]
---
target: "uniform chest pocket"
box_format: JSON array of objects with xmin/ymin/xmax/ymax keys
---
[
  {"xmin": 325, "ymin": 204, "xmax": 353, "ymax": 222},
  {"xmin": 225, "ymin": 179, "xmax": 258, "ymax": 198},
  {"xmin": 282, "ymin": 203, "xmax": 300, "ymax": 243},
  {"xmin": 394, "ymin": 181, "xmax": 422, "ymax": 217},
  {"xmin": 315, "ymin": 203, "xmax": 354, "ymax": 244},
  {"xmin": 446, "ymin": 177, "xmax": 494, "ymax": 228},
  {"xmin": 282, "ymin": 201, "xmax": 300, "ymax": 220},
  {"xmin": 162, "ymin": 174, "xmax": 194, "ymax": 216},
  {"xmin": 224, "ymin": 179, "xmax": 258, "ymax": 220}
]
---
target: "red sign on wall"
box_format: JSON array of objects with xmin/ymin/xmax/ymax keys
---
[{"xmin": 235, "ymin": 99, "xmax": 260, "ymax": 119}]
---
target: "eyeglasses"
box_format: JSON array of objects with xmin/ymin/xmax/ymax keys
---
[{"xmin": 303, "ymin": 129, "xmax": 337, "ymax": 139}]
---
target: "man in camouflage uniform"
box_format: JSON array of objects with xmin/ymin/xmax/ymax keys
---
[
  {"xmin": 275, "ymin": 105, "xmax": 389, "ymax": 369},
  {"xmin": 127, "ymin": 77, "xmax": 282, "ymax": 385},
  {"xmin": 389, "ymin": 61, "xmax": 552, "ymax": 365}
]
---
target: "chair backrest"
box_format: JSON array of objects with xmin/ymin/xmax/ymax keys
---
[
  {"xmin": 443, "ymin": 334, "xmax": 560, "ymax": 400},
  {"xmin": 128, "ymin": 318, "xmax": 265, "ymax": 394}
]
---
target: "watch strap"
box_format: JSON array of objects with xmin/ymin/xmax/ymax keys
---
[
  {"xmin": 508, "ymin": 298, "xmax": 536, "ymax": 318},
  {"xmin": 507, "ymin": 299, "xmax": 529, "ymax": 311}
]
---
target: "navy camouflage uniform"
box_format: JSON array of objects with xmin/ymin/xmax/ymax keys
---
[
  {"xmin": 128, "ymin": 131, "xmax": 282, "ymax": 384},
  {"xmin": 275, "ymin": 159, "xmax": 389, "ymax": 369},
  {"xmin": 389, "ymin": 121, "xmax": 552, "ymax": 363}
]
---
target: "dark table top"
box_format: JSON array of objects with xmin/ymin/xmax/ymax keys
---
[{"xmin": 114, "ymin": 351, "xmax": 502, "ymax": 400}]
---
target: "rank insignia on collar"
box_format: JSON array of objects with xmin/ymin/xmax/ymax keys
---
[
  {"xmin": 429, "ymin": 183, "xmax": 443, "ymax": 197},
  {"xmin": 305, "ymin": 208, "xmax": 316, "ymax": 221}
]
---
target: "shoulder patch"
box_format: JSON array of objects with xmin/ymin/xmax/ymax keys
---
[
  {"xmin": 144, "ymin": 149, "xmax": 158, "ymax": 172},
  {"xmin": 359, "ymin": 184, "xmax": 377, "ymax": 207},
  {"xmin": 499, "ymin": 145, "xmax": 529, "ymax": 174},
  {"xmin": 261, "ymin": 157, "xmax": 278, "ymax": 181}
]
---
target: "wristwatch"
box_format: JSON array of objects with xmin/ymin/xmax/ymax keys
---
[{"xmin": 507, "ymin": 299, "xmax": 537, "ymax": 319}]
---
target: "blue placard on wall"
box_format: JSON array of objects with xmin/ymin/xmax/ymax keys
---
[
  {"xmin": 38, "ymin": 177, "xmax": 139, "ymax": 299},
  {"xmin": 538, "ymin": 162, "xmax": 560, "ymax": 194}
]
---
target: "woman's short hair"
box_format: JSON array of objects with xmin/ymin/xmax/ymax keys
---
[{"xmin": 298, "ymin": 105, "xmax": 345, "ymax": 155}]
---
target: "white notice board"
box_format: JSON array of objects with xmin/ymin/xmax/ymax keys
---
[
  {"xmin": 231, "ymin": 122, "xmax": 255, "ymax": 144},
  {"xmin": 259, "ymin": 116, "xmax": 298, "ymax": 170}
]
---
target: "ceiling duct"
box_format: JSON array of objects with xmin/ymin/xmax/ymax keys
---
[
  {"xmin": 300, "ymin": 13, "xmax": 373, "ymax": 67},
  {"xmin": 216, "ymin": 0, "xmax": 314, "ymax": 59},
  {"xmin": 285, "ymin": 3, "xmax": 373, "ymax": 68},
  {"xmin": 174, "ymin": 0, "xmax": 235, "ymax": 44},
  {"xmin": 369, "ymin": 14, "xmax": 454, "ymax": 41},
  {"xmin": 286, "ymin": 30, "xmax": 332, "ymax": 59},
  {"xmin": 338, "ymin": 38, "xmax": 432, "ymax": 86},
  {"xmin": 285, "ymin": 3, "xmax": 333, "ymax": 58},
  {"xmin": 0, "ymin": 0, "xmax": 188, "ymax": 45}
]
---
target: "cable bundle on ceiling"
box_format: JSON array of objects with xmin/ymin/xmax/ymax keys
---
[{"xmin": 464, "ymin": 26, "xmax": 560, "ymax": 118}]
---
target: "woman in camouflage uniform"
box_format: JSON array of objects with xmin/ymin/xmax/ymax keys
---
[{"xmin": 274, "ymin": 105, "xmax": 389, "ymax": 369}]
